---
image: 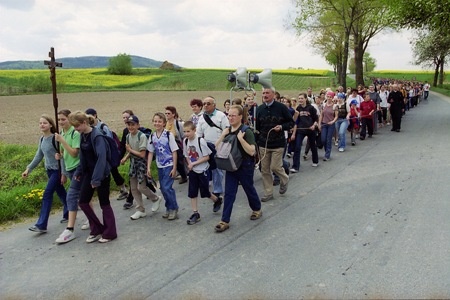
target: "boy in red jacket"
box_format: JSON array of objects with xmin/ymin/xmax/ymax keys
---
[{"xmin": 359, "ymin": 94, "xmax": 376, "ymax": 140}]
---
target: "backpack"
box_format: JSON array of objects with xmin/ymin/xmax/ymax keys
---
[
  {"xmin": 127, "ymin": 127, "xmax": 153, "ymax": 161},
  {"xmin": 184, "ymin": 137, "xmax": 217, "ymax": 170},
  {"xmin": 214, "ymin": 125, "xmax": 249, "ymax": 172},
  {"xmin": 100, "ymin": 123, "xmax": 121, "ymax": 152},
  {"xmin": 93, "ymin": 133, "xmax": 121, "ymax": 168}
]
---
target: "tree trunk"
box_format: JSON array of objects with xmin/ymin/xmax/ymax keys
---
[
  {"xmin": 354, "ymin": 38, "xmax": 365, "ymax": 87},
  {"xmin": 433, "ymin": 61, "xmax": 439, "ymax": 87},
  {"xmin": 438, "ymin": 56, "xmax": 445, "ymax": 87},
  {"xmin": 340, "ymin": 30, "xmax": 350, "ymax": 89}
]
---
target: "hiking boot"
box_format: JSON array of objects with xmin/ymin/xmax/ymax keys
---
[
  {"xmin": 117, "ymin": 191, "xmax": 128, "ymax": 201},
  {"xmin": 279, "ymin": 181, "xmax": 288, "ymax": 194},
  {"xmin": 261, "ymin": 194, "xmax": 274, "ymax": 202},
  {"xmin": 55, "ymin": 229, "xmax": 76, "ymax": 244},
  {"xmin": 29, "ymin": 225, "xmax": 47, "ymax": 233},
  {"xmin": 168, "ymin": 210, "xmax": 178, "ymax": 220},
  {"xmin": 187, "ymin": 212, "xmax": 201, "ymax": 225},
  {"xmin": 123, "ymin": 202, "xmax": 134, "ymax": 210},
  {"xmin": 213, "ymin": 196, "xmax": 223, "ymax": 213}
]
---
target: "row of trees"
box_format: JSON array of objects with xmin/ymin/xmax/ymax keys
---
[{"xmin": 291, "ymin": 0, "xmax": 449, "ymax": 88}]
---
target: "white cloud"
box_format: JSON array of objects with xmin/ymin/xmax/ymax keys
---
[{"xmin": 0, "ymin": 0, "xmax": 421, "ymax": 70}]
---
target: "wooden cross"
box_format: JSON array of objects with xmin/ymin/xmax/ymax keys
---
[
  {"xmin": 44, "ymin": 47, "xmax": 63, "ymax": 173},
  {"xmin": 44, "ymin": 47, "xmax": 62, "ymax": 133}
]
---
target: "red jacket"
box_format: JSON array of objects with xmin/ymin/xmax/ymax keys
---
[{"xmin": 359, "ymin": 100, "xmax": 376, "ymax": 119}]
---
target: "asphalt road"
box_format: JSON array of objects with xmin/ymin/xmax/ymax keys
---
[{"xmin": 1, "ymin": 92, "xmax": 450, "ymax": 299}]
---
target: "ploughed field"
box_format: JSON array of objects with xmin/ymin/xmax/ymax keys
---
[{"xmin": 0, "ymin": 90, "xmax": 297, "ymax": 145}]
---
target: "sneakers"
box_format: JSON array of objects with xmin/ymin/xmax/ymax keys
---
[
  {"xmin": 213, "ymin": 196, "xmax": 223, "ymax": 213},
  {"xmin": 187, "ymin": 212, "xmax": 201, "ymax": 225},
  {"xmin": 29, "ymin": 225, "xmax": 47, "ymax": 233},
  {"xmin": 168, "ymin": 210, "xmax": 178, "ymax": 220},
  {"xmin": 60, "ymin": 218, "xmax": 68, "ymax": 224},
  {"xmin": 179, "ymin": 177, "xmax": 188, "ymax": 184},
  {"xmin": 303, "ymin": 154, "xmax": 308, "ymax": 160},
  {"xmin": 162, "ymin": 210, "xmax": 170, "ymax": 219},
  {"xmin": 312, "ymin": 163, "xmax": 318, "ymax": 167},
  {"xmin": 279, "ymin": 181, "xmax": 288, "ymax": 194},
  {"xmin": 151, "ymin": 196, "xmax": 162, "ymax": 212},
  {"xmin": 338, "ymin": 148, "xmax": 344, "ymax": 152},
  {"xmin": 261, "ymin": 194, "xmax": 274, "ymax": 202},
  {"xmin": 86, "ymin": 234, "xmax": 101, "ymax": 243},
  {"xmin": 351, "ymin": 141, "xmax": 356, "ymax": 146},
  {"xmin": 117, "ymin": 191, "xmax": 128, "ymax": 201},
  {"xmin": 286, "ymin": 153, "xmax": 292, "ymax": 158},
  {"xmin": 334, "ymin": 140, "xmax": 339, "ymax": 146},
  {"xmin": 323, "ymin": 157, "xmax": 329, "ymax": 161},
  {"xmin": 55, "ymin": 229, "xmax": 76, "ymax": 244},
  {"xmin": 123, "ymin": 202, "xmax": 134, "ymax": 210},
  {"xmin": 273, "ymin": 179, "xmax": 280, "ymax": 186},
  {"xmin": 81, "ymin": 220, "xmax": 89, "ymax": 230},
  {"xmin": 289, "ymin": 168, "xmax": 298, "ymax": 173},
  {"xmin": 130, "ymin": 211, "xmax": 147, "ymax": 220}
]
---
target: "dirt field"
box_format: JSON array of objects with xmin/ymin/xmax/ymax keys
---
[{"xmin": 0, "ymin": 90, "xmax": 297, "ymax": 145}]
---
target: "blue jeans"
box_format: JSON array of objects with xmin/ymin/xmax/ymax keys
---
[
  {"xmin": 292, "ymin": 130, "xmax": 318, "ymax": 170},
  {"xmin": 66, "ymin": 170, "xmax": 81, "ymax": 212},
  {"xmin": 211, "ymin": 168, "xmax": 224, "ymax": 195},
  {"xmin": 321, "ymin": 123, "xmax": 335, "ymax": 159},
  {"xmin": 221, "ymin": 159, "xmax": 261, "ymax": 223},
  {"xmin": 35, "ymin": 169, "xmax": 68, "ymax": 230},
  {"xmin": 158, "ymin": 166, "xmax": 178, "ymax": 211},
  {"xmin": 335, "ymin": 118, "xmax": 349, "ymax": 149}
]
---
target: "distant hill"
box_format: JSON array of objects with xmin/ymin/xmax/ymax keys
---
[{"xmin": 0, "ymin": 55, "xmax": 175, "ymax": 70}]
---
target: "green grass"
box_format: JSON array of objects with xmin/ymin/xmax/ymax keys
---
[
  {"xmin": 0, "ymin": 142, "xmax": 130, "ymax": 225},
  {"xmin": 0, "ymin": 68, "xmax": 335, "ymax": 95}
]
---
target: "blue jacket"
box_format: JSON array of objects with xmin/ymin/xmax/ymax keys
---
[{"xmin": 75, "ymin": 127, "xmax": 111, "ymax": 186}]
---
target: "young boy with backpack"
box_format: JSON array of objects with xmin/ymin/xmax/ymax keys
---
[
  {"xmin": 182, "ymin": 121, "xmax": 223, "ymax": 225},
  {"xmin": 121, "ymin": 115, "xmax": 162, "ymax": 220}
]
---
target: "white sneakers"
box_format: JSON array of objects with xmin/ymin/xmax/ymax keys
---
[
  {"xmin": 152, "ymin": 196, "xmax": 162, "ymax": 212},
  {"xmin": 55, "ymin": 229, "xmax": 76, "ymax": 244},
  {"xmin": 338, "ymin": 148, "xmax": 344, "ymax": 152},
  {"xmin": 81, "ymin": 220, "xmax": 89, "ymax": 230},
  {"xmin": 130, "ymin": 211, "xmax": 147, "ymax": 220}
]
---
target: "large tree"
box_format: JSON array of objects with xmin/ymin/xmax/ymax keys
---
[
  {"xmin": 291, "ymin": 0, "xmax": 362, "ymax": 89},
  {"xmin": 412, "ymin": 29, "xmax": 450, "ymax": 87},
  {"xmin": 291, "ymin": 0, "xmax": 394, "ymax": 88}
]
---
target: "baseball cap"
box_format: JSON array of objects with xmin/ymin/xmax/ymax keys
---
[
  {"xmin": 85, "ymin": 108, "xmax": 97, "ymax": 116},
  {"xmin": 125, "ymin": 115, "xmax": 139, "ymax": 124}
]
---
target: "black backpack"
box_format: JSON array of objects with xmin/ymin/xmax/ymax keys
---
[
  {"xmin": 184, "ymin": 137, "xmax": 217, "ymax": 170},
  {"xmin": 92, "ymin": 133, "xmax": 121, "ymax": 168}
]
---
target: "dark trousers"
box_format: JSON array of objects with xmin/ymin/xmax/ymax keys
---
[
  {"xmin": 110, "ymin": 167, "xmax": 125, "ymax": 186},
  {"xmin": 221, "ymin": 159, "xmax": 261, "ymax": 223},
  {"xmin": 292, "ymin": 130, "xmax": 318, "ymax": 170},
  {"xmin": 360, "ymin": 118, "xmax": 374, "ymax": 138},
  {"xmin": 79, "ymin": 174, "xmax": 117, "ymax": 240},
  {"xmin": 390, "ymin": 106, "xmax": 402, "ymax": 131}
]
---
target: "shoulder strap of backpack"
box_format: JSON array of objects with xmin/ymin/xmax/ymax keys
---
[
  {"xmin": 197, "ymin": 137, "xmax": 203, "ymax": 156},
  {"xmin": 203, "ymin": 114, "xmax": 222, "ymax": 130}
]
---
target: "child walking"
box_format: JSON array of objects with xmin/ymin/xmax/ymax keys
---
[
  {"xmin": 22, "ymin": 115, "xmax": 68, "ymax": 233},
  {"xmin": 121, "ymin": 115, "xmax": 162, "ymax": 220},
  {"xmin": 182, "ymin": 121, "xmax": 223, "ymax": 225},
  {"xmin": 147, "ymin": 113, "xmax": 180, "ymax": 220}
]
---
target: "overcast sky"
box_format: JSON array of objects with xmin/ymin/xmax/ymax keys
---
[{"xmin": 0, "ymin": 0, "xmax": 419, "ymax": 70}]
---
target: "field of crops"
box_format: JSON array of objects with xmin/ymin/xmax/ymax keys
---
[{"xmin": 0, "ymin": 68, "xmax": 334, "ymax": 95}]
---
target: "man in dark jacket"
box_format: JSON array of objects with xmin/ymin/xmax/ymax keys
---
[
  {"xmin": 388, "ymin": 84, "xmax": 405, "ymax": 132},
  {"xmin": 256, "ymin": 88, "xmax": 294, "ymax": 202}
]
